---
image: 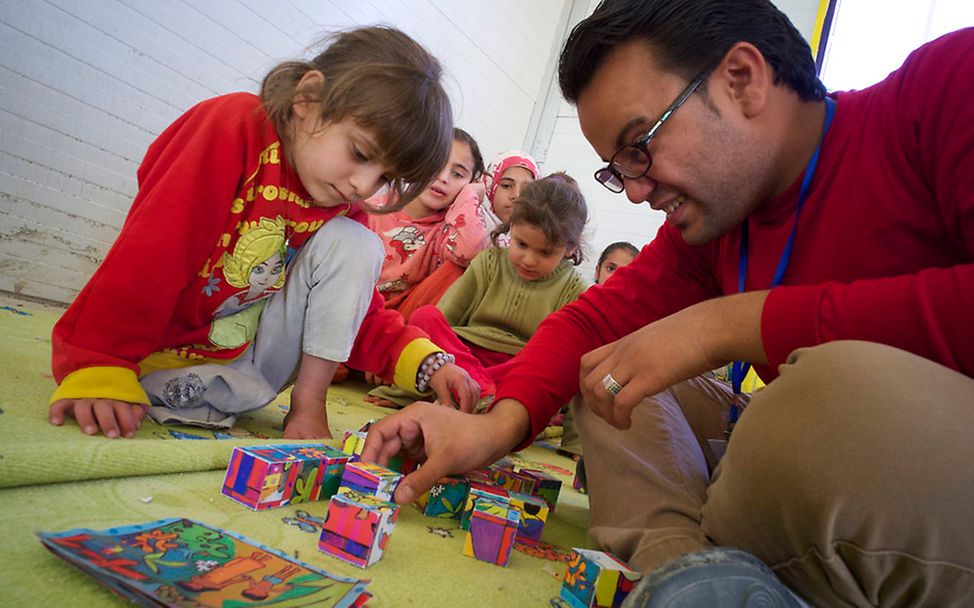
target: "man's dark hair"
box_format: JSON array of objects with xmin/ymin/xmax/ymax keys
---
[{"xmin": 559, "ymin": 0, "xmax": 826, "ymax": 104}]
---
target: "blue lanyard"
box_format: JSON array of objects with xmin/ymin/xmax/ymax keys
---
[{"xmin": 728, "ymin": 97, "xmax": 836, "ymax": 428}]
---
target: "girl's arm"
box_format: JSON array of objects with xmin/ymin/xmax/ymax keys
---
[
  {"xmin": 49, "ymin": 95, "xmax": 251, "ymax": 434},
  {"xmin": 437, "ymin": 183, "xmax": 489, "ymax": 266},
  {"xmin": 346, "ymin": 288, "xmax": 480, "ymax": 411}
]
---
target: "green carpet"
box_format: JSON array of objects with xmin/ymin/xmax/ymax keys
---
[{"xmin": 0, "ymin": 302, "xmax": 592, "ymax": 606}]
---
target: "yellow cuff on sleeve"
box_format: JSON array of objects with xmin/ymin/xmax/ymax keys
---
[
  {"xmin": 50, "ymin": 366, "xmax": 150, "ymax": 406},
  {"xmin": 393, "ymin": 338, "xmax": 442, "ymax": 390}
]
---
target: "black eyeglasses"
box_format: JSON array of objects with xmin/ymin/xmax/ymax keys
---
[{"xmin": 594, "ymin": 69, "xmax": 711, "ymax": 193}]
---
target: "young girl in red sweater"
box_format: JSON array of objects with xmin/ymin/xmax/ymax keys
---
[{"xmin": 49, "ymin": 27, "xmax": 479, "ymax": 440}]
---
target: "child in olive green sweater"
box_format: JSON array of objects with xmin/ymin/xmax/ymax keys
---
[{"xmin": 368, "ymin": 174, "xmax": 588, "ymax": 408}]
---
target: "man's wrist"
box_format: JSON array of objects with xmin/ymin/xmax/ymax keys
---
[{"xmin": 483, "ymin": 398, "xmax": 531, "ymax": 459}]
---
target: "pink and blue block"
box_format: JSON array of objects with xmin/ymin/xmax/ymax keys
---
[
  {"xmin": 318, "ymin": 490, "xmax": 400, "ymax": 568},
  {"xmin": 560, "ymin": 548, "xmax": 641, "ymax": 608},
  {"xmin": 221, "ymin": 444, "xmax": 350, "ymax": 510},
  {"xmin": 337, "ymin": 460, "xmax": 403, "ymax": 502},
  {"xmin": 462, "ymin": 497, "xmax": 520, "ymax": 567}
]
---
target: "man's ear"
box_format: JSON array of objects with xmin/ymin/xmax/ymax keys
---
[
  {"xmin": 713, "ymin": 42, "xmax": 771, "ymax": 119},
  {"xmin": 292, "ymin": 70, "xmax": 325, "ymax": 119}
]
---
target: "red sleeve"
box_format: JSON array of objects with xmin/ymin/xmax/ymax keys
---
[
  {"xmin": 346, "ymin": 288, "xmax": 433, "ymax": 382},
  {"xmin": 496, "ymin": 225, "xmax": 720, "ymax": 446},
  {"xmin": 51, "ymin": 95, "xmax": 255, "ymax": 383},
  {"xmin": 762, "ymin": 31, "xmax": 974, "ymax": 377}
]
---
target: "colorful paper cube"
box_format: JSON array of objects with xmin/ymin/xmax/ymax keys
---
[
  {"xmin": 318, "ymin": 490, "xmax": 400, "ymax": 568},
  {"xmin": 509, "ymin": 491, "xmax": 549, "ymax": 545},
  {"xmin": 337, "ymin": 460, "xmax": 403, "ymax": 502},
  {"xmin": 459, "ymin": 481, "xmax": 509, "ymax": 531},
  {"xmin": 415, "ymin": 476, "xmax": 470, "ymax": 518},
  {"xmin": 341, "ymin": 430, "xmax": 418, "ymax": 474},
  {"xmin": 519, "ymin": 468, "xmax": 563, "ymax": 511},
  {"xmin": 572, "ymin": 458, "xmax": 587, "ymax": 494},
  {"xmin": 560, "ymin": 548, "xmax": 641, "ymax": 608},
  {"xmin": 341, "ymin": 430, "xmax": 367, "ymax": 457},
  {"xmin": 222, "ymin": 443, "xmax": 350, "ymax": 510},
  {"xmin": 490, "ymin": 467, "xmax": 538, "ymax": 495},
  {"xmin": 462, "ymin": 498, "xmax": 520, "ymax": 567}
]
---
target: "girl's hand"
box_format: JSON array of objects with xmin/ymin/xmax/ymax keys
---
[
  {"xmin": 49, "ymin": 398, "xmax": 148, "ymax": 438},
  {"xmin": 361, "ymin": 399, "xmax": 530, "ymax": 505},
  {"xmin": 428, "ymin": 362, "xmax": 481, "ymax": 413}
]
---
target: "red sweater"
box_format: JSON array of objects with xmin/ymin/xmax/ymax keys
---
[
  {"xmin": 52, "ymin": 93, "xmax": 437, "ymax": 405},
  {"xmin": 498, "ymin": 29, "xmax": 974, "ymax": 440}
]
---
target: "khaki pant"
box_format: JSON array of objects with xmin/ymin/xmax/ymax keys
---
[{"xmin": 574, "ymin": 341, "xmax": 974, "ymax": 606}]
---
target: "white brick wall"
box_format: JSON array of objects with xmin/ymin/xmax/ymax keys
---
[{"xmin": 0, "ymin": 0, "xmax": 569, "ymax": 303}]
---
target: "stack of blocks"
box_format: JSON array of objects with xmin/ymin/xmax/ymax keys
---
[
  {"xmin": 222, "ymin": 444, "xmax": 570, "ymax": 570},
  {"xmin": 560, "ymin": 548, "xmax": 641, "ymax": 608},
  {"xmin": 318, "ymin": 460, "xmax": 404, "ymax": 568},
  {"xmin": 221, "ymin": 444, "xmax": 350, "ymax": 510}
]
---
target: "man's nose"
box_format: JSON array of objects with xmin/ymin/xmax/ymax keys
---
[{"xmin": 624, "ymin": 174, "xmax": 658, "ymax": 205}]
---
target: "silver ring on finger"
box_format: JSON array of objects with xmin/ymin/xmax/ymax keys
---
[{"xmin": 602, "ymin": 373, "xmax": 624, "ymax": 396}]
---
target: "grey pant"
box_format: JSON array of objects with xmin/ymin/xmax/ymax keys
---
[
  {"xmin": 575, "ymin": 341, "xmax": 974, "ymax": 606},
  {"xmin": 142, "ymin": 217, "xmax": 383, "ymax": 428}
]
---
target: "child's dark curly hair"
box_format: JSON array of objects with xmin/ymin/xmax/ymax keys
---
[{"xmin": 492, "ymin": 172, "xmax": 588, "ymax": 265}]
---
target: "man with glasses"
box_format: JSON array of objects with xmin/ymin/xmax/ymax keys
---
[{"xmin": 364, "ymin": 1, "xmax": 974, "ymax": 605}]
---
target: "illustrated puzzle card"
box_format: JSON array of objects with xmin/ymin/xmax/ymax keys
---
[{"xmin": 37, "ymin": 518, "xmax": 370, "ymax": 608}]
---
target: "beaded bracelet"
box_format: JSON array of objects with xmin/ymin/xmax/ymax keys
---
[{"xmin": 415, "ymin": 352, "xmax": 456, "ymax": 393}]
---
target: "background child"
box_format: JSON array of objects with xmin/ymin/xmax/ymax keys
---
[
  {"xmin": 594, "ymin": 241, "xmax": 640, "ymax": 285},
  {"xmin": 368, "ymin": 174, "xmax": 588, "ymax": 407},
  {"xmin": 478, "ymin": 150, "xmax": 540, "ymax": 245},
  {"xmin": 48, "ymin": 26, "xmax": 480, "ymax": 441},
  {"xmin": 368, "ymin": 128, "xmax": 487, "ymax": 319}
]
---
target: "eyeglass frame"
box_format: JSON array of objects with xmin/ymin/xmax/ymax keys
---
[{"xmin": 594, "ymin": 68, "xmax": 712, "ymax": 194}]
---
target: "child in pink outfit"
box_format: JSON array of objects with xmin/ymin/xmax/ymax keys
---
[
  {"xmin": 478, "ymin": 150, "xmax": 540, "ymax": 246},
  {"xmin": 367, "ymin": 129, "xmax": 487, "ymax": 318}
]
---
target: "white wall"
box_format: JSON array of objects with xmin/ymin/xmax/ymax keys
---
[
  {"xmin": 0, "ymin": 0, "xmax": 569, "ymax": 303},
  {"xmin": 541, "ymin": 0, "xmax": 822, "ymax": 282},
  {"xmin": 0, "ymin": 0, "xmax": 829, "ymax": 301}
]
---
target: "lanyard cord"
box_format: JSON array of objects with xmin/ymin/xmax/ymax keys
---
[{"xmin": 728, "ymin": 96, "xmax": 837, "ymax": 430}]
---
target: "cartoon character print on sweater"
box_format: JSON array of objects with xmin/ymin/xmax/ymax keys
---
[
  {"xmin": 383, "ymin": 225, "xmax": 427, "ymax": 264},
  {"xmin": 208, "ymin": 216, "xmax": 287, "ymax": 348}
]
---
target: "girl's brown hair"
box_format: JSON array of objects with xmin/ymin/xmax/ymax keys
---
[
  {"xmin": 261, "ymin": 26, "xmax": 453, "ymax": 211},
  {"xmin": 492, "ymin": 172, "xmax": 588, "ymax": 265}
]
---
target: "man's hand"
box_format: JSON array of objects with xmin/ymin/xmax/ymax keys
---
[
  {"xmin": 428, "ymin": 362, "xmax": 481, "ymax": 412},
  {"xmin": 361, "ymin": 399, "xmax": 530, "ymax": 505},
  {"xmin": 49, "ymin": 398, "xmax": 148, "ymax": 438},
  {"xmin": 580, "ymin": 291, "xmax": 769, "ymax": 430}
]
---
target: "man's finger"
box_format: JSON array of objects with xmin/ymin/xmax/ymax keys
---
[
  {"xmin": 361, "ymin": 419, "xmax": 402, "ymax": 465},
  {"xmin": 394, "ymin": 455, "xmax": 451, "ymax": 506}
]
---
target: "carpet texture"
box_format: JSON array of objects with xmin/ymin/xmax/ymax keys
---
[{"xmin": 0, "ymin": 301, "xmax": 592, "ymax": 606}]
